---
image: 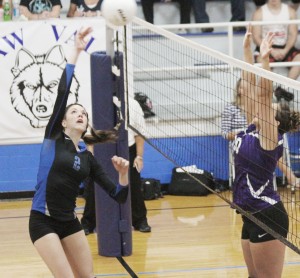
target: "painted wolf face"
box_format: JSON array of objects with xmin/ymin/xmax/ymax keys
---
[
  {"xmin": 29, "ymin": 0, "xmax": 53, "ymax": 13},
  {"xmin": 10, "ymin": 45, "xmax": 79, "ymax": 128}
]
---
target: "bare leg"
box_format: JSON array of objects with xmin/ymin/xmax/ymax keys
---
[
  {"xmin": 34, "ymin": 233, "xmax": 74, "ymax": 278},
  {"xmin": 241, "ymin": 239, "xmax": 257, "ymax": 278},
  {"xmin": 288, "ymin": 54, "xmax": 300, "ymax": 80},
  {"xmin": 62, "ymin": 230, "xmax": 94, "ymax": 278},
  {"xmin": 250, "ymin": 239, "xmax": 286, "ymax": 278}
]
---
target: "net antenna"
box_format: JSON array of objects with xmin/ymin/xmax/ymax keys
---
[
  {"xmin": 123, "ymin": 17, "xmax": 300, "ymax": 254},
  {"xmin": 106, "ymin": 25, "xmax": 124, "ymax": 131}
]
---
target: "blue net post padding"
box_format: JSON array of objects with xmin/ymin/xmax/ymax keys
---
[{"xmin": 90, "ymin": 52, "xmax": 132, "ymax": 257}]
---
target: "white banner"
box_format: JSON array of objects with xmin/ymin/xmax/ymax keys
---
[{"xmin": 0, "ymin": 18, "xmax": 108, "ymax": 145}]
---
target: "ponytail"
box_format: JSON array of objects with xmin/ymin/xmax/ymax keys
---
[{"xmin": 82, "ymin": 125, "xmax": 118, "ymax": 145}]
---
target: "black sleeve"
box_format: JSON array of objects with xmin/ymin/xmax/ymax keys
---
[
  {"xmin": 19, "ymin": 0, "xmax": 29, "ymax": 7},
  {"xmin": 51, "ymin": 0, "xmax": 63, "ymax": 7},
  {"xmin": 89, "ymin": 154, "xmax": 128, "ymax": 204},
  {"xmin": 70, "ymin": 0, "xmax": 79, "ymax": 5},
  {"xmin": 44, "ymin": 64, "xmax": 75, "ymax": 139}
]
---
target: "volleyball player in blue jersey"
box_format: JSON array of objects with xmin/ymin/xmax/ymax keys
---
[
  {"xmin": 232, "ymin": 25, "xmax": 300, "ymax": 277},
  {"xmin": 28, "ymin": 27, "xmax": 129, "ymax": 278}
]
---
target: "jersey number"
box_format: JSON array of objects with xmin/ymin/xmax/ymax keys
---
[
  {"xmin": 233, "ymin": 137, "xmax": 242, "ymax": 154},
  {"xmin": 73, "ymin": 156, "xmax": 81, "ymax": 171}
]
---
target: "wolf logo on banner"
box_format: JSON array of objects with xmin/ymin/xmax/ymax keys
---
[{"xmin": 10, "ymin": 45, "xmax": 79, "ymax": 128}]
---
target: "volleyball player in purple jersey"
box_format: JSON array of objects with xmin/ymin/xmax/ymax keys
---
[
  {"xmin": 232, "ymin": 25, "xmax": 300, "ymax": 278},
  {"xmin": 222, "ymin": 80, "xmax": 299, "ymax": 190}
]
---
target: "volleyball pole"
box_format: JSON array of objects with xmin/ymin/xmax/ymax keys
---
[{"xmin": 90, "ymin": 25, "xmax": 132, "ymax": 257}]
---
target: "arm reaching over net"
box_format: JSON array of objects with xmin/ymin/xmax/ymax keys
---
[
  {"xmin": 255, "ymin": 31, "xmax": 277, "ymax": 151},
  {"xmin": 242, "ymin": 24, "xmax": 276, "ymax": 150},
  {"xmin": 243, "ymin": 24, "xmax": 255, "ymax": 67},
  {"xmin": 242, "ymin": 24, "xmax": 257, "ymax": 124}
]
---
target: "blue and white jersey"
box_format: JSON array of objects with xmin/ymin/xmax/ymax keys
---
[
  {"xmin": 31, "ymin": 64, "xmax": 128, "ymax": 221},
  {"xmin": 232, "ymin": 124, "xmax": 282, "ymax": 212}
]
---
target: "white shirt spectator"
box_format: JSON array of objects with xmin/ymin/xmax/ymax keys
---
[{"xmin": 128, "ymin": 98, "xmax": 146, "ymax": 147}]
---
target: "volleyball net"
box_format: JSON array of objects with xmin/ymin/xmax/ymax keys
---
[{"xmin": 122, "ymin": 17, "xmax": 300, "ymax": 254}]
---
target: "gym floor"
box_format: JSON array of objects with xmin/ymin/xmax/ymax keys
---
[{"xmin": 0, "ymin": 191, "xmax": 300, "ymax": 277}]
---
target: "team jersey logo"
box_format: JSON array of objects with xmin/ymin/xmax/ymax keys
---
[
  {"xmin": 73, "ymin": 156, "xmax": 81, "ymax": 171},
  {"xmin": 29, "ymin": 0, "xmax": 52, "ymax": 14}
]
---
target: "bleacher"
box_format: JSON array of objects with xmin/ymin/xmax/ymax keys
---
[
  {"xmin": 60, "ymin": 0, "xmax": 300, "ymax": 62},
  {"xmin": 60, "ymin": 0, "xmax": 256, "ymax": 25}
]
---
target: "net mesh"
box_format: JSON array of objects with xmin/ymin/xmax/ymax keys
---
[{"xmin": 123, "ymin": 17, "xmax": 300, "ymax": 254}]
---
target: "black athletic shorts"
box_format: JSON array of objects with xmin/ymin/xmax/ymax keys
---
[
  {"xmin": 241, "ymin": 201, "xmax": 289, "ymax": 243},
  {"xmin": 29, "ymin": 210, "xmax": 83, "ymax": 244}
]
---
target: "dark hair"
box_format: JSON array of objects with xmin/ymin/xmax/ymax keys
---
[
  {"xmin": 83, "ymin": 126, "xmax": 118, "ymax": 145},
  {"xmin": 275, "ymin": 99, "xmax": 300, "ymax": 135},
  {"xmin": 274, "ymin": 86, "xmax": 294, "ymax": 102},
  {"xmin": 64, "ymin": 103, "xmax": 118, "ymax": 145}
]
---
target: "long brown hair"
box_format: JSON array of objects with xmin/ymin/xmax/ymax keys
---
[
  {"xmin": 275, "ymin": 99, "xmax": 300, "ymax": 135},
  {"xmin": 64, "ymin": 103, "xmax": 118, "ymax": 144}
]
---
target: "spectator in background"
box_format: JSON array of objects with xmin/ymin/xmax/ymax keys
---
[
  {"xmin": 19, "ymin": 0, "xmax": 61, "ymax": 20},
  {"xmin": 67, "ymin": 0, "xmax": 102, "ymax": 17},
  {"xmin": 128, "ymin": 97, "xmax": 151, "ymax": 233},
  {"xmin": 191, "ymin": 0, "xmax": 246, "ymax": 33},
  {"xmin": 252, "ymin": 0, "xmax": 300, "ymax": 80},
  {"xmin": 140, "ymin": 0, "xmax": 191, "ymax": 26},
  {"xmin": 253, "ymin": 0, "xmax": 300, "ymax": 11}
]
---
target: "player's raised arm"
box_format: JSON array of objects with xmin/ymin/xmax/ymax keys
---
[
  {"xmin": 45, "ymin": 27, "xmax": 93, "ymax": 139},
  {"xmin": 241, "ymin": 24, "xmax": 257, "ymax": 124},
  {"xmin": 256, "ymin": 31, "xmax": 276, "ymax": 150}
]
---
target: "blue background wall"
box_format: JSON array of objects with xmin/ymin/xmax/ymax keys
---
[
  {"xmin": 142, "ymin": 136, "xmax": 228, "ymax": 184},
  {"xmin": 0, "ymin": 135, "xmax": 229, "ymax": 193},
  {"xmin": 0, "ymin": 144, "xmax": 41, "ymax": 192},
  {"xmin": 2, "ymin": 133, "xmax": 300, "ymax": 193}
]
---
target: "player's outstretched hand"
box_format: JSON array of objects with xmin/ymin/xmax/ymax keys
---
[
  {"xmin": 112, "ymin": 156, "xmax": 129, "ymax": 176},
  {"xmin": 75, "ymin": 26, "xmax": 93, "ymax": 51},
  {"xmin": 260, "ymin": 32, "xmax": 274, "ymax": 60},
  {"xmin": 243, "ymin": 24, "xmax": 252, "ymax": 50},
  {"xmin": 112, "ymin": 156, "xmax": 129, "ymax": 186}
]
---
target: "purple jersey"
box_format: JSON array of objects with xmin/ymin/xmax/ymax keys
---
[{"xmin": 232, "ymin": 124, "xmax": 283, "ymax": 212}]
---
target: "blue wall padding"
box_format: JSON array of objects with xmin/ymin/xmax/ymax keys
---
[
  {"xmin": 4, "ymin": 134, "xmax": 300, "ymax": 192},
  {"xmin": 6, "ymin": 133, "xmax": 298, "ymax": 192},
  {"xmin": 90, "ymin": 52, "xmax": 132, "ymax": 257},
  {"xmin": 0, "ymin": 144, "xmax": 41, "ymax": 192},
  {"xmin": 142, "ymin": 136, "xmax": 229, "ymax": 182},
  {"xmin": 286, "ymin": 131, "xmax": 300, "ymax": 154}
]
